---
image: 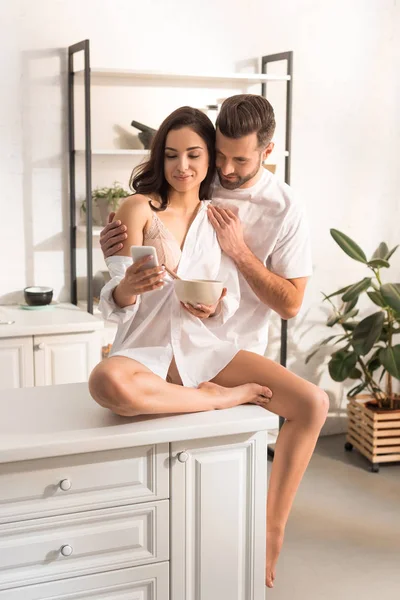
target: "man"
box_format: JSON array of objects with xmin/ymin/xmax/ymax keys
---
[{"xmin": 98, "ymin": 95, "xmax": 327, "ymax": 588}]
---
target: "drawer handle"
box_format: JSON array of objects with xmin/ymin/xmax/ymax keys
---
[
  {"xmin": 60, "ymin": 544, "xmax": 73, "ymax": 557},
  {"xmin": 177, "ymin": 451, "xmax": 189, "ymax": 463},
  {"xmin": 59, "ymin": 479, "xmax": 72, "ymax": 491}
]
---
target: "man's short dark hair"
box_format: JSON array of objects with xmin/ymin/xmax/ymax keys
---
[{"xmin": 216, "ymin": 94, "xmax": 276, "ymax": 148}]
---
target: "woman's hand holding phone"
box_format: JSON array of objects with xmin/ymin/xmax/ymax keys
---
[{"xmin": 113, "ymin": 254, "xmax": 166, "ymax": 308}]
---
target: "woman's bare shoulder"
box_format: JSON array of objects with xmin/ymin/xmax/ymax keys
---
[{"xmin": 115, "ymin": 194, "xmax": 152, "ymax": 222}]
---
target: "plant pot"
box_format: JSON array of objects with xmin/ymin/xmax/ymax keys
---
[
  {"xmin": 96, "ymin": 197, "xmax": 116, "ymax": 227},
  {"xmin": 346, "ymin": 394, "xmax": 400, "ymax": 472}
]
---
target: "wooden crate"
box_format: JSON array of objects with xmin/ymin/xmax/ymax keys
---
[{"xmin": 347, "ymin": 395, "xmax": 400, "ymax": 469}]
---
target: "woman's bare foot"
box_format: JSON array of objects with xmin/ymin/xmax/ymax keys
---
[
  {"xmin": 265, "ymin": 529, "xmax": 284, "ymax": 588},
  {"xmin": 197, "ymin": 381, "xmax": 272, "ymax": 409}
]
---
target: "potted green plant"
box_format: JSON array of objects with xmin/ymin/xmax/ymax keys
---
[
  {"xmin": 307, "ymin": 230, "xmax": 400, "ymax": 472},
  {"xmin": 82, "ymin": 182, "xmax": 130, "ymax": 226}
]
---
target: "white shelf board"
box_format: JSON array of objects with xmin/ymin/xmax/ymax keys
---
[
  {"xmin": 76, "ymin": 149, "xmax": 149, "ymax": 156},
  {"xmin": 75, "ymin": 68, "xmax": 290, "ymax": 84},
  {"xmin": 76, "ymin": 149, "xmax": 289, "ymax": 158}
]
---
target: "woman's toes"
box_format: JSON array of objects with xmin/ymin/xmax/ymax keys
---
[{"xmin": 261, "ymin": 386, "xmax": 273, "ymax": 399}]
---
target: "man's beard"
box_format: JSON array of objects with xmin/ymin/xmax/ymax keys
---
[{"xmin": 216, "ymin": 160, "xmax": 261, "ymax": 190}]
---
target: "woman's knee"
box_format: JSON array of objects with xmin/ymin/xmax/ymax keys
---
[
  {"xmin": 89, "ymin": 361, "xmax": 128, "ymax": 409},
  {"xmin": 304, "ymin": 386, "xmax": 329, "ymax": 427}
]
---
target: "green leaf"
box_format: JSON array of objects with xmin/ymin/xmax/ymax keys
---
[
  {"xmin": 380, "ymin": 284, "xmax": 400, "ymax": 314},
  {"xmin": 368, "ymin": 357, "xmax": 382, "ymax": 372},
  {"xmin": 372, "ymin": 242, "xmax": 389, "ymax": 260},
  {"xmin": 348, "ymin": 382, "xmax": 367, "ymax": 397},
  {"xmin": 342, "ymin": 321, "xmax": 359, "ymax": 331},
  {"xmin": 330, "ymin": 229, "xmax": 367, "ymax": 264},
  {"xmin": 349, "ymin": 367, "xmax": 362, "ymax": 379},
  {"xmin": 367, "ymin": 258, "xmax": 390, "ymax": 269},
  {"xmin": 379, "ymin": 368, "xmax": 387, "ymax": 383},
  {"xmin": 323, "ymin": 284, "xmax": 353, "ymax": 300},
  {"xmin": 352, "ymin": 311, "xmax": 385, "ymax": 355},
  {"xmin": 367, "ymin": 291, "xmax": 386, "ymax": 308},
  {"xmin": 379, "ymin": 325, "xmax": 390, "ymax": 343},
  {"xmin": 385, "ymin": 245, "xmax": 399, "ymax": 260},
  {"xmin": 328, "ymin": 350, "xmax": 358, "ymax": 382},
  {"xmin": 305, "ymin": 336, "xmax": 340, "ymax": 364},
  {"xmin": 327, "ymin": 313, "xmax": 341, "ymax": 327},
  {"xmin": 333, "ymin": 335, "xmax": 350, "ymax": 345},
  {"xmin": 343, "ymin": 298, "xmax": 358, "ymax": 313},
  {"xmin": 367, "ymin": 349, "xmax": 382, "ymax": 372},
  {"xmin": 342, "ymin": 278, "xmax": 372, "ymax": 303},
  {"xmin": 340, "ymin": 309, "xmax": 359, "ymax": 322},
  {"xmin": 379, "ymin": 346, "xmax": 400, "ymax": 380}
]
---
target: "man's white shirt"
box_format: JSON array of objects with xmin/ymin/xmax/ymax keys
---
[{"xmin": 209, "ymin": 168, "xmax": 312, "ymax": 355}]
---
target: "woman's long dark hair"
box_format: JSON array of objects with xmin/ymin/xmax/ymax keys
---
[{"xmin": 129, "ymin": 106, "xmax": 216, "ymax": 211}]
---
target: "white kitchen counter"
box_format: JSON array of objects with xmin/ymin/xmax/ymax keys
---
[
  {"xmin": 0, "ymin": 303, "xmax": 103, "ymax": 339},
  {"xmin": 0, "ymin": 381, "xmax": 278, "ymax": 463},
  {"xmin": 0, "ymin": 382, "xmax": 276, "ymax": 598}
]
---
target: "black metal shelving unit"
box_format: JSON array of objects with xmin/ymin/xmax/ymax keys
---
[
  {"xmin": 261, "ymin": 51, "xmax": 293, "ymax": 444},
  {"xmin": 68, "ymin": 43, "xmax": 293, "ymax": 419},
  {"xmin": 68, "ymin": 39, "xmax": 93, "ymax": 314}
]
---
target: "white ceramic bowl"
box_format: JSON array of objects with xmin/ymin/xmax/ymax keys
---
[{"xmin": 174, "ymin": 279, "xmax": 223, "ymax": 306}]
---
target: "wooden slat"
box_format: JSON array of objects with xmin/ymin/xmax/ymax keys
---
[
  {"xmin": 375, "ymin": 411, "xmax": 400, "ymax": 421},
  {"xmin": 375, "ymin": 454, "xmax": 400, "ymax": 463},
  {"xmin": 375, "ymin": 437, "xmax": 400, "ymax": 445},
  {"xmin": 350, "ymin": 395, "xmax": 400, "ymax": 421},
  {"xmin": 375, "ymin": 421, "xmax": 400, "ymax": 430},
  {"xmin": 373, "ymin": 428, "xmax": 400, "ymax": 438},
  {"xmin": 375, "ymin": 445, "xmax": 400, "ymax": 454}
]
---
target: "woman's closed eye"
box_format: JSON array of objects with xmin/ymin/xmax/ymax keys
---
[{"xmin": 165, "ymin": 154, "xmax": 201, "ymax": 160}]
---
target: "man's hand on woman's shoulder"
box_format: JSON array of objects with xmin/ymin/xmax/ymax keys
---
[{"xmin": 99, "ymin": 213, "xmax": 128, "ymax": 258}]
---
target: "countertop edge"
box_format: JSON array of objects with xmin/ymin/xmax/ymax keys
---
[{"xmin": 0, "ymin": 413, "xmax": 279, "ymax": 464}]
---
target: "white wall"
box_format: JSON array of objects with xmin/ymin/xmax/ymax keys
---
[{"xmin": 0, "ymin": 0, "xmax": 399, "ymax": 432}]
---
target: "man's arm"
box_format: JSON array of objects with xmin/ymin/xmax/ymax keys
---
[{"xmin": 207, "ymin": 205, "xmax": 308, "ymax": 320}]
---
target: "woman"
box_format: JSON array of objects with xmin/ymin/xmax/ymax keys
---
[
  {"xmin": 90, "ymin": 106, "xmax": 273, "ymax": 415},
  {"xmin": 90, "ymin": 106, "xmax": 328, "ymax": 588}
]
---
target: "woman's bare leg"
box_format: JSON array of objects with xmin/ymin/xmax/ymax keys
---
[
  {"xmin": 210, "ymin": 350, "xmax": 329, "ymax": 588},
  {"xmin": 89, "ymin": 356, "xmax": 272, "ymax": 416}
]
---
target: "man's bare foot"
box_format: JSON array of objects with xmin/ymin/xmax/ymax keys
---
[
  {"xmin": 197, "ymin": 381, "xmax": 272, "ymax": 410},
  {"xmin": 266, "ymin": 529, "xmax": 284, "ymax": 588}
]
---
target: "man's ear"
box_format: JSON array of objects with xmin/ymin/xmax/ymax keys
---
[{"xmin": 263, "ymin": 142, "xmax": 274, "ymax": 161}]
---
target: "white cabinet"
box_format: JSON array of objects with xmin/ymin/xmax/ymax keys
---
[
  {"xmin": 0, "ymin": 384, "xmax": 277, "ymax": 600},
  {"xmin": 33, "ymin": 332, "xmax": 100, "ymax": 386},
  {"xmin": 0, "ymin": 333, "xmax": 100, "ymax": 389},
  {"xmin": 171, "ymin": 432, "xmax": 267, "ymax": 600},
  {"xmin": 0, "ymin": 337, "xmax": 34, "ymax": 390},
  {"xmin": 0, "ymin": 304, "xmax": 103, "ymax": 389}
]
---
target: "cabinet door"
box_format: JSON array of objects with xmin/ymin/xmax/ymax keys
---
[
  {"xmin": 0, "ymin": 337, "xmax": 34, "ymax": 390},
  {"xmin": 171, "ymin": 431, "xmax": 268, "ymax": 600},
  {"xmin": 33, "ymin": 332, "xmax": 101, "ymax": 386}
]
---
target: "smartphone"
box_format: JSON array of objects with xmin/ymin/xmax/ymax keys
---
[{"xmin": 130, "ymin": 245, "xmax": 159, "ymax": 272}]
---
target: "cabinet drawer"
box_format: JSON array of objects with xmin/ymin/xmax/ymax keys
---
[
  {"xmin": 0, "ymin": 561, "xmax": 169, "ymax": 600},
  {"xmin": 0, "ymin": 444, "xmax": 169, "ymax": 524},
  {"xmin": 0, "ymin": 501, "xmax": 169, "ymax": 591}
]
